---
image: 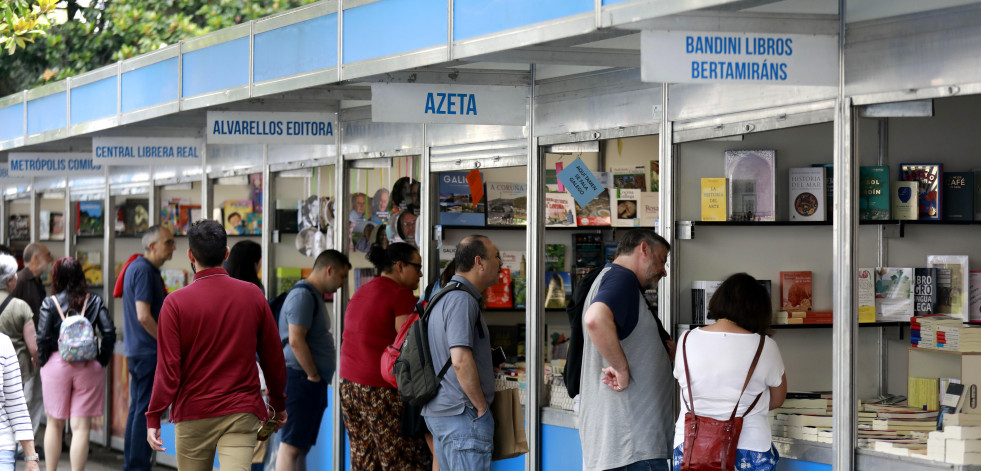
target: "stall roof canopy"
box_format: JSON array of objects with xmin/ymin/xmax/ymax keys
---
[{"xmin": 0, "ymin": 0, "xmax": 978, "ymax": 158}]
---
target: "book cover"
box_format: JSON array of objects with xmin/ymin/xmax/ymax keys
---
[
  {"xmin": 859, "ymin": 166, "xmax": 890, "ymax": 220},
  {"xmin": 700, "ymin": 178, "xmax": 727, "ymax": 222},
  {"xmin": 943, "ymin": 172, "xmax": 974, "ymax": 221},
  {"xmin": 611, "ymin": 166, "xmax": 647, "ymax": 190},
  {"xmin": 914, "ymin": 268, "xmax": 939, "ymax": 317},
  {"xmin": 692, "ymin": 280, "xmax": 723, "ymax": 324},
  {"xmin": 8, "ymin": 215, "xmax": 28, "ymax": 240},
  {"xmin": 159, "ymin": 201, "xmax": 179, "ymax": 233},
  {"xmin": 789, "ymin": 167, "xmax": 826, "ymax": 222},
  {"xmin": 875, "ymin": 267, "xmax": 914, "ymax": 321},
  {"xmin": 38, "ymin": 211, "xmax": 50, "ymax": 240},
  {"xmin": 545, "ymin": 244, "xmax": 566, "ymax": 272},
  {"xmin": 575, "ymin": 188, "xmax": 613, "ymax": 226},
  {"xmin": 971, "ymin": 271, "xmax": 981, "ymax": 323},
  {"xmin": 246, "ymin": 213, "xmax": 262, "ymax": 235},
  {"xmin": 725, "ymin": 150, "xmax": 776, "ymax": 221},
  {"xmin": 275, "ymin": 200, "xmax": 299, "ymax": 234},
  {"xmin": 604, "ymin": 242, "xmax": 618, "ymax": 264},
  {"xmin": 438, "ymin": 245, "xmax": 456, "ymax": 271},
  {"xmin": 573, "ymin": 234, "xmax": 604, "ymax": 270},
  {"xmin": 122, "ymin": 199, "xmax": 150, "ymax": 235},
  {"xmin": 544, "ymin": 271, "xmax": 573, "ymax": 309},
  {"xmin": 223, "ymin": 200, "xmax": 252, "ymax": 235},
  {"xmin": 76, "ymin": 201, "xmax": 104, "ymax": 235},
  {"xmin": 500, "ymin": 251, "xmax": 523, "ymax": 279},
  {"xmin": 780, "ymin": 271, "xmax": 813, "ymax": 311},
  {"xmin": 513, "ymin": 277, "xmax": 527, "ymax": 309},
  {"xmin": 76, "ymin": 250, "xmax": 102, "ymax": 286},
  {"xmin": 276, "ymin": 267, "xmax": 302, "ymax": 296},
  {"xmin": 486, "ymin": 182, "xmax": 527, "ymax": 226},
  {"xmin": 439, "ymin": 171, "xmax": 486, "ymax": 226},
  {"xmin": 858, "ymin": 268, "xmax": 876, "ymax": 322},
  {"xmin": 545, "ymin": 193, "xmax": 577, "ymax": 228},
  {"xmin": 160, "ymin": 269, "xmax": 187, "ymax": 293},
  {"xmin": 892, "ymin": 181, "xmax": 919, "ymax": 221},
  {"xmin": 900, "ymin": 164, "xmax": 943, "ymax": 220},
  {"xmin": 975, "ymin": 169, "xmax": 981, "ymax": 220},
  {"xmin": 49, "ymin": 212, "xmax": 64, "ymax": 240},
  {"xmin": 812, "ymin": 164, "xmax": 834, "ymax": 220},
  {"xmin": 640, "ymin": 192, "xmax": 659, "ymax": 227},
  {"xmin": 485, "ymin": 268, "xmax": 512, "ymax": 308},
  {"xmin": 178, "ymin": 204, "xmax": 202, "ymax": 235},
  {"xmin": 928, "ymin": 255, "xmax": 969, "ymax": 319},
  {"xmin": 650, "ymin": 160, "xmax": 660, "ymax": 192},
  {"xmin": 611, "ymin": 188, "xmax": 641, "ymax": 227}
]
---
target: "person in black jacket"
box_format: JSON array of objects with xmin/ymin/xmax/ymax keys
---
[{"xmin": 36, "ymin": 257, "xmax": 116, "ymax": 471}]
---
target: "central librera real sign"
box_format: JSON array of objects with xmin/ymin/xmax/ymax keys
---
[
  {"xmin": 93, "ymin": 138, "xmax": 204, "ymax": 165},
  {"xmin": 206, "ymin": 112, "xmax": 335, "ymax": 144},
  {"xmin": 641, "ymin": 30, "xmax": 838, "ymax": 86},
  {"xmin": 8, "ymin": 152, "xmax": 104, "ymax": 176},
  {"xmin": 370, "ymin": 83, "xmax": 528, "ymax": 125}
]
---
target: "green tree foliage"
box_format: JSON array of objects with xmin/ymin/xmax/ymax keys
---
[
  {"xmin": 1, "ymin": 0, "xmax": 58, "ymax": 55},
  {"xmin": 0, "ymin": 0, "xmax": 318, "ymax": 97}
]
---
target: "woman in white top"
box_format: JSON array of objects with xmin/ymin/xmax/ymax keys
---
[
  {"xmin": 0, "ymin": 332, "xmax": 39, "ymax": 471},
  {"xmin": 672, "ymin": 273, "xmax": 788, "ymax": 471}
]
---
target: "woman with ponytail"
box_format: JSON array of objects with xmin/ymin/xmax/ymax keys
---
[{"xmin": 339, "ymin": 242, "xmax": 433, "ymax": 470}]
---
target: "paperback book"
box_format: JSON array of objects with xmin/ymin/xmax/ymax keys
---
[
  {"xmin": 691, "ymin": 280, "xmax": 723, "ymax": 324},
  {"xmin": 700, "ymin": 178, "xmax": 727, "ymax": 221},
  {"xmin": 439, "ymin": 171, "xmax": 486, "ymax": 226},
  {"xmin": 8, "ymin": 215, "xmax": 28, "ymax": 240},
  {"xmin": 971, "ymin": 271, "xmax": 981, "ymax": 323},
  {"xmin": 76, "ymin": 251, "xmax": 102, "ymax": 286},
  {"xmin": 119, "ymin": 199, "xmax": 150, "ymax": 236},
  {"xmin": 161, "ymin": 269, "xmax": 187, "ymax": 293},
  {"xmin": 725, "ymin": 150, "xmax": 776, "ymax": 221},
  {"xmin": 812, "ymin": 164, "xmax": 834, "ymax": 220},
  {"xmin": 789, "ymin": 167, "xmax": 826, "ymax": 222},
  {"xmin": 545, "ymin": 193, "xmax": 577, "ymax": 228},
  {"xmin": 38, "ymin": 211, "xmax": 50, "ymax": 240},
  {"xmin": 49, "ymin": 212, "xmax": 64, "ymax": 241},
  {"xmin": 76, "ymin": 201, "xmax": 104, "ymax": 235},
  {"xmin": 859, "ymin": 166, "xmax": 890, "ymax": 220},
  {"xmin": 858, "ymin": 268, "xmax": 875, "ymax": 323},
  {"xmin": 223, "ymin": 200, "xmax": 253, "ymax": 235},
  {"xmin": 486, "ymin": 182, "xmax": 527, "ymax": 226},
  {"xmin": 575, "ymin": 188, "xmax": 613, "ymax": 226},
  {"xmin": 875, "ymin": 267, "xmax": 914, "ymax": 321},
  {"xmin": 545, "ymin": 244, "xmax": 566, "ymax": 272},
  {"xmin": 943, "ymin": 172, "xmax": 974, "ymax": 221},
  {"xmin": 900, "ymin": 164, "xmax": 943, "ymax": 220},
  {"xmin": 914, "ymin": 268, "xmax": 939, "ymax": 317},
  {"xmin": 500, "ymin": 251, "xmax": 523, "ymax": 279},
  {"xmin": 975, "ymin": 169, "xmax": 981, "ymax": 220},
  {"xmin": 513, "ymin": 278, "xmax": 527, "ymax": 309},
  {"xmin": 928, "ymin": 255, "xmax": 969, "ymax": 319},
  {"xmin": 544, "ymin": 271, "xmax": 573, "ymax": 309},
  {"xmin": 485, "ymin": 268, "xmax": 513, "ymax": 308},
  {"xmin": 892, "ymin": 181, "xmax": 919, "ymax": 221},
  {"xmin": 611, "ymin": 166, "xmax": 647, "ymax": 190},
  {"xmin": 640, "ymin": 192, "xmax": 659, "ymax": 227},
  {"xmin": 780, "ymin": 271, "xmax": 813, "ymax": 311},
  {"xmin": 611, "ymin": 188, "xmax": 641, "ymax": 227}
]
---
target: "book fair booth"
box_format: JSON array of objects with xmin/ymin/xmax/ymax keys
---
[{"xmin": 2, "ymin": 1, "xmax": 981, "ymax": 470}]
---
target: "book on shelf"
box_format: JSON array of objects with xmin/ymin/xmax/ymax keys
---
[
  {"xmin": 900, "ymin": 164, "xmax": 943, "ymax": 220},
  {"xmin": 546, "ymin": 324, "xmax": 572, "ymax": 362},
  {"xmin": 789, "ymin": 167, "xmax": 826, "ymax": 222},
  {"xmin": 908, "ymin": 376, "xmax": 941, "ymax": 411},
  {"xmin": 159, "ymin": 200, "xmax": 179, "ymax": 234},
  {"xmin": 859, "ymin": 166, "xmax": 890, "ymax": 220},
  {"xmin": 691, "ymin": 280, "xmax": 722, "ymax": 325},
  {"xmin": 875, "ymin": 267, "xmax": 914, "ymax": 321},
  {"xmin": 943, "ymin": 172, "xmax": 974, "ymax": 221},
  {"xmin": 811, "ymin": 164, "xmax": 834, "ymax": 220},
  {"xmin": 928, "ymin": 255, "xmax": 969, "ymax": 319},
  {"xmin": 975, "ymin": 169, "xmax": 981, "ymax": 220},
  {"xmin": 544, "ymin": 271, "xmax": 572, "ymax": 309},
  {"xmin": 700, "ymin": 178, "xmax": 727, "ymax": 222},
  {"xmin": 545, "ymin": 193, "xmax": 577, "ymax": 228},
  {"xmin": 276, "ymin": 267, "xmax": 303, "ymax": 297},
  {"xmin": 178, "ymin": 204, "xmax": 202, "ymax": 235},
  {"xmin": 573, "ymin": 234, "xmax": 604, "ymax": 271},
  {"xmin": 640, "ymin": 192, "xmax": 658, "ymax": 227},
  {"xmin": 161, "ymin": 269, "xmax": 187, "ymax": 293},
  {"xmin": 575, "ymin": 188, "xmax": 612, "ymax": 226},
  {"xmin": 49, "ymin": 212, "xmax": 64, "ymax": 241},
  {"xmin": 118, "ymin": 199, "xmax": 150, "ymax": 236},
  {"xmin": 484, "ymin": 268, "xmax": 512, "ymax": 309},
  {"xmin": 223, "ymin": 200, "xmax": 253, "ymax": 235},
  {"xmin": 438, "ymin": 245, "xmax": 456, "ymax": 271},
  {"xmin": 780, "ymin": 271, "xmax": 813, "ymax": 311},
  {"xmin": 513, "ymin": 278, "xmax": 527, "ymax": 309},
  {"xmin": 892, "ymin": 181, "xmax": 919, "ymax": 221},
  {"xmin": 604, "ymin": 242, "xmax": 617, "ymax": 264},
  {"xmin": 858, "ymin": 268, "xmax": 877, "ymax": 323},
  {"xmin": 76, "ymin": 201, "xmax": 104, "ymax": 235},
  {"xmin": 611, "ymin": 188, "xmax": 641, "ymax": 227},
  {"xmin": 872, "ymin": 418, "xmax": 938, "ymax": 431},
  {"xmin": 38, "ymin": 211, "xmax": 50, "ymax": 240},
  {"xmin": 439, "ymin": 171, "xmax": 486, "ymax": 226},
  {"xmin": 915, "ymin": 268, "xmax": 940, "ymax": 317},
  {"xmin": 76, "ymin": 251, "xmax": 102, "ymax": 286},
  {"xmin": 970, "ymin": 271, "xmax": 981, "ymax": 323},
  {"xmin": 650, "ymin": 160, "xmax": 660, "ymax": 192},
  {"xmin": 725, "ymin": 149, "xmax": 776, "ymax": 222},
  {"xmin": 545, "ymin": 244, "xmax": 565, "ymax": 272},
  {"xmin": 486, "ymin": 182, "xmax": 527, "ymax": 226},
  {"xmin": 7, "ymin": 215, "xmax": 28, "ymax": 240},
  {"xmin": 275, "ymin": 200, "xmax": 299, "ymax": 233},
  {"xmin": 775, "ymin": 310, "xmax": 832, "ymax": 325},
  {"xmin": 246, "ymin": 213, "xmax": 262, "ymax": 234},
  {"xmin": 611, "ymin": 166, "xmax": 647, "ymax": 190},
  {"xmin": 500, "ymin": 251, "xmax": 523, "ymax": 279},
  {"xmin": 937, "ymin": 381, "xmax": 965, "ymax": 430}
]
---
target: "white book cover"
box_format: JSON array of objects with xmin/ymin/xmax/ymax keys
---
[
  {"xmin": 38, "ymin": 210, "xmax": 50, "ymax": 240},
  {"xmin": 725, "ymin": 149, "xmax": 776, "ymax": 221},
  {"xmin": 928, "ymin": 255, "xmax": 970, "ymax": 319},
  {"xmin": 969, "ymin": 271, "xmax": 981, "ymax": 323},
  {"xmin": 789, "ymin": 167, "xmax": 826, "ymax": 221},
  {"xmin": 500, "ymin": 250, "xmax": 523, "ymax": 279},
  {"xmin": 640, "ymin": 192, "xmax": 659, "ymax": 227},
  {"xmin": 545, "ymin": 193, "xmax": 577, "ymax": 227},
  {"xmin": 892, "ymin": 181, "xmax": 919, "ymax": 221},
  {"xmin": 875, "ymin": 267, "xmax": 914, "ymax": 321},
  {"xmin": 611, "ymin": 188, "xmax": 642, "ymax": 227}
]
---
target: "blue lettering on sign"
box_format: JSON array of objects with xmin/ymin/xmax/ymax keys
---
[
  {"xmin": 424, "ymin": 92, "xmax": 478, "ymax": 116},
  {"xmin": 683, "ymin": 34, "xmax": 796, "ymax": 82}
]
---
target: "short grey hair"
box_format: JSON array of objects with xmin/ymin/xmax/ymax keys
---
[
  {"xmin": 0, "ymin": 254, "xmax": 17, "ymax": 286},
  {"xmin": 142, "ymin": 225, "xmax": 164, "ymax": 251},
  {"xmin": 614, "ymin": 229, "xmax": 671, "ymax": 258}
]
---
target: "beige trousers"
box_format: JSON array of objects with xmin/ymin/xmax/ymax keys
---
[{"xmin": 174, "ymin": 412, "xmax": 261, "ymax": 471}]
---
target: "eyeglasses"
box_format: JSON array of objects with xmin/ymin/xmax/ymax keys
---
[{"xmin": 405, "ymin": 262, "xmax": 424, "ymax": 272}]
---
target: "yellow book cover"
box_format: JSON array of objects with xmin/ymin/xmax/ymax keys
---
[
  {"xmin": 701, "ymin": 178, "xmax": 727, "ymax": 221},
  {"xmin": 908, "ymin": 377, "xmax": 940, "ymax": 411}
]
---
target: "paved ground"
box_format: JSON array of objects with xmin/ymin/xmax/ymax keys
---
[{"xmin": 46, "ymin": 447, "xmax": 173, "ymax": 471}]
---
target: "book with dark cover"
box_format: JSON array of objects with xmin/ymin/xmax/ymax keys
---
[
  {"xmin": 914, "ymin": 268, "xmax": 939, "ymax": 317},
  {"xmin": 725, "ymin": 150, "xmax": 776, "ymax": 221},
  {"xmin": 513, "ymin": 278, "xmax": 527, "ymax": 309},
  {"xmin": 900, "ymin": 164, "xmax": 943, "ymax": 220},
  {"xmin": 121, "ymin": 199, "xmax": 150, "ymax": 236},
  {"xmin": 438, "ymin": 171, "xmax": 486, "ymax": 226},
  {"xmin": 943, "ymin": 171, "xmax": 974, "ymax": 221},
  {"xmin": 486, "ymin": 182, "xmax": 527, "ymax": 226},
  {"xmin": 276, "ymin": 200, "xmax": 299, "ymax": 233},
  {"xmin": 76, "ymin": 201, "xmax": 104, "ymax": 235},
  {"xmin": 859, "ymin": 166, "xmax": 890, "ymax": 220},
  {"xmin": 812, "ymin": 164, "xmax": 834, "ymax": 220}
]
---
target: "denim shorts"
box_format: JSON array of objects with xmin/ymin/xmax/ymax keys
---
[
  {"xmin": 280, "ymin": 368, "xmax": 328, "ymax": 450},
  {"xmin": 424, "ymin": 404, "xmax": 494, "ymax": 471},
  {"xmin": 671, "ymin": 444, "xmax": 779, "ymax": 471}
]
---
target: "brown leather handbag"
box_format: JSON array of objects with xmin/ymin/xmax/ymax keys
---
[{"xmin": 680, "ymin": 331, "xmax": 766, "ymax": 471}]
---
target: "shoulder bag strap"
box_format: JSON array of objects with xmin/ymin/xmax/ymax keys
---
[
  {"xmin": 52, "ymin": 296, "xmax": 66, "ymax": 320},
  {"xmin": 729, "ymin": 334, "xmax": 767, "ymax": 421},
  {"xmin": 681, "ymin": 330, "xmax": 694, "ymax": 414},
  {"xmin": 424, "ymin": 282, "xmax": 463, "ymax": 380},
  {"xmin": 0, "ymin": 296, "xmax": 13, "ymax": 318},
  {"xmin": 80, "ymin": 293, "xmax": 91, "ymax": 316}
]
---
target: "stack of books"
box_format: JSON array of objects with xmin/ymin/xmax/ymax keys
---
[
  {"xmin": 928, "ymin": 422, "xmax": 981, "ymax": 464},
  {"xmin": 774, "ymin": 310, "xmax": 833, "ymax": 325},
  {"xmin": 912, "ymin": 315, "xmax": 962, "ymax": 349}
]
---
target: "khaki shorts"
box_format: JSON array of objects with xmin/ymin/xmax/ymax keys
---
[{"xmin": 174, "ymin": 412, "xmax": 261, "ymax": 471}]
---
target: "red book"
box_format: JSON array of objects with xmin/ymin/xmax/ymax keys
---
[
  {"xmin": 781, "ymin": 271, "xmax": 813, "ymax": 311},
  {"xmin": 484, "ymin": 268, "xmax": 512, "ymax": 308}
]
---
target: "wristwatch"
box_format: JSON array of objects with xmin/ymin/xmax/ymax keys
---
[{"xmin": 25, "ymin": 455, "xmax": 39, "ymax": 462}]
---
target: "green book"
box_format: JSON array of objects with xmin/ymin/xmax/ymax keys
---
[{"xmin": 859, "ymin": 166, "xmax": 890, "ymax": 220}]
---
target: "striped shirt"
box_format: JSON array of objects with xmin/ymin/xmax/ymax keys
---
[{"xmin": 0, "ymin": 333, "xmax": 31, "ymax": 450}]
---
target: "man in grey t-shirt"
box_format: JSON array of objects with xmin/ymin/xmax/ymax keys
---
[
  {"xmin": 580, "ymin": 229, "xmax": 675, "ymax": 471},
  {"xmin": 422, "ymin": 235, "xmax": 502, "ymax": 471}
]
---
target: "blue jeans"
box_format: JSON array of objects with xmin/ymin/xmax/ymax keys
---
[
  {"xmin": 125, "ymin": 354, "xmax": 156, "ymax": 471},
  {"xmin": 424, "ymin": 405, "xmax": 494, "ymax": 471},
  {"xmin": 608, "ymin": 458, "xmax": 670, "ymax": 471},
  {"xmin": 0, "ymin": 449, "xmax": 13, "ymax": 471}
]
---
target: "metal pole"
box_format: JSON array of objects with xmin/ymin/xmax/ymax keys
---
[
  {"xmin": 876, "ymin": 119, "xmax": 889, "ymax": 399},
  {"xmin": 420, "ymin": 125, "xmax": 431, "ymax": 292},
  {"xmin": 658, "ymin": 85, "xmax": 674, "ymax": 333},
  {"xmin": 29, "ymin": 178, "xmax": 37, "ymax": 243},
  {"xmin": 524, "ymin": 64, "xmax": 541, "ymax": 471},
  {"xmin": 261, "ymin": 145, "xmax": 271, "ymax": 298},
  {"xmin": 331, "ymin": 126, "xmax": 348, "ymax": 471}
]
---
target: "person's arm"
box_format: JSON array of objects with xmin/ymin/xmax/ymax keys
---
[
  {"xmin": 769, "ymin": 374, "xmax": 788, "ymax": 410},
  {"xmin": 135, "ymin": 300, "xmax": 158, "ymax": 339},
  {"xmin": 22, "ymin": 320, "xmax": 37, "ymax": 365},
  {"xmin": 35, "ymin": 300, "xmax": 53, "ymax": 366},
  {"xmin": 394, "ymin": 314, "xmax": 409, "ymax": 333},
  {"xmin": 19, "ymin": 439, "xmax": 38, "ymax": 471},
  {"xmin": 94, "ymin": 297, "xmax": 117, "ymax": 367},
  {"xmin": 146, "ymin": 299, "xmax": 181, "ymax": 451},
  {"xmin": 255, "ymin": 296, "xmax": 287, "ymax": 425},
  {"xmin": 583, "ymin": 301, "xmax": 630, "ymax": 390},
  {"xmin": 288, "ymin": 324, "xmax": 320, "ymax": 382},
  {"xmin": 450, "ymin": 346, "xmax": 488, "ymax": 416}
]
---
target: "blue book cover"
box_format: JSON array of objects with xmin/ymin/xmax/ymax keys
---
[
  {"xmin": 859, "ymin": 166, "xmax": 890, "ymax": 220},
  {"xmin": 76, "ymin": 201, "xmax": 104, "ymax": 235},
  {"xmin": 439, "ymin": 171, "xmax": 485, "ymax": 226}
]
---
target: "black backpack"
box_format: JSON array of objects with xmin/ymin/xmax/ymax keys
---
[
  {"xmin": 564, "ymin": 267, "xmax": 672, "ymax": 398},
  {"xmin": 269, "ymin": 282, "xmax": 321, "ymax": 328},
  {"xmin": 394, "ymin": 281, "xmax": 481, "ymax": 407}
]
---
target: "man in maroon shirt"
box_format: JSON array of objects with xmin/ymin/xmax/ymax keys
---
[{"xmin": 145, "ymin": 220, "xmax": 287, "ymax": 471}]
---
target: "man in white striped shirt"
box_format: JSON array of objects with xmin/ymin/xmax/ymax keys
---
[{"xmin": 0, "ymin": 331, "xmax": 38, "ymax": 470}]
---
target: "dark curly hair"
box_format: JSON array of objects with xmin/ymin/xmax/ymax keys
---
[{"xmin": 52, "ymin": 257, "xmax": 89, "ymax": 311}]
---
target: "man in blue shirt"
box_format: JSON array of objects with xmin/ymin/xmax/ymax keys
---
[{"xmin": 122, "ymin": 226, "xmax": 175, "ymax": 471}]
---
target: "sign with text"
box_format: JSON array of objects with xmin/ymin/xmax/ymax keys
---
[
  {"xmin": 92, "ymin": 137, "xmax": 204, "ymax": 165},
  {"xmin": 557, "ymin": 158, "xmax": 603, "ymax": 208},
  {"xmin": 371, "ymin": 83, "xmax": 528, "ymax": 125},
  {"xmin": 641, "ymin": 30, "xmax": 838, "ymax": 86},
  {"xmin": 206, "ymin": 112, "xmax": 335, "ymax": 144},
  {"xmin": 0, "ymin": 163, "xmax": 29, "ymax": 183},
  {"xmin": 9, "ymin": 153, "xmax": 103, "ymax": 176}
]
